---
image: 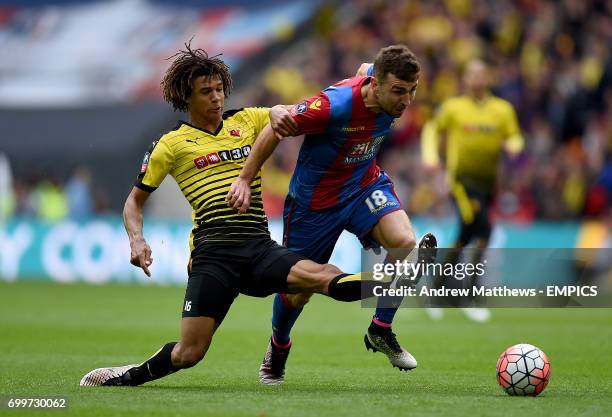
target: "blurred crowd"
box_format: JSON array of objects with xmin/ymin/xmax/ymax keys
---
[
  {"xmin": 0, "ymin": 155, "xmax": 110, "ymax": 222},
  {"xmin": 251, "ymin": 0, "xmax": 612, "ymax": 222},
  {"xmin": 3, "ymin": 0, "xmax": 611, "ymax": 225}
]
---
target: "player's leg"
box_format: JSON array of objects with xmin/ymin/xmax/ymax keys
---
[
  {"xmin": 272, "ymin": 292, "xmax": 311, "ymax": 346},
  {"xmin": 272, "ymin": 196, "xmax": 341, "ymax": 343},
  {"xmin": 110, "ymin": 316, "xmax": 216, "ymax": 387},
  {"xmin": 426, "ymin": 180, "xmax": 476, "ymax": 318},
  {"xmin": 366, "ymin": 211, "xmax": 437, "ymax": 370},
  {"xmin": 80, "ymin": 262, "xmax": 238, "ymax": 386},
  {"xmin": 369, "ymin": 210, "xmax": 416, "ymax": 325},
  {"xmin": 122, "ymin": 272, "xmax": 237, "ymax": 386},
  {"xmin": 346, "ymin": 174, "xmax": 437, "ymax": 370},
  {"xmin": 455, "ymin": 184, "xmax": 493, "ymax": 322},
  {"xmin": 261, "ymin": 241, "xmax": 433, "ymax": 307},
  {"xmin": 253, "ymin": 242, "xmax": 394, "ymax": 304},
  {"xmin": 253, "ymin": 240, "xmax": 389, "ymax": 384},
  {"xmin": 261, "ymin": 196, "xmax": 342, "ymax": 384}
]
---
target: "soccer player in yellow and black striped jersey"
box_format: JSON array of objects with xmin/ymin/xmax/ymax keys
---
[
  {"xmin": 421, "ymin": 59, "xmax": 524, "ymax": 321},
  {"xmin": 79, "ymin": 42, "xmax": 394, "ymax": 388},
  {"xmin": 135, "ymin": 106, "xmax": 270, "ymax": 249}
]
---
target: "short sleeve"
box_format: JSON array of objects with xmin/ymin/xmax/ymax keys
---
[
  {"xmin": 135, "ymin": 139, "xmax": 174, "ymax": 192},
  {"xmin": 289, "ymin": 92, "xmax": 331, "ymax": 135},
  {"xmin": 502, "ymin": 102, "xmax": 521, "ymax": 137},
  {"xmin": 434, "ymin": 100, "xmax": 452, "ymax": 131},
  {"xmin": 501, "ymin": 102, "xmax": 524, "ymax": 154},
  {"xmin": 242, "ymin": 107, "xmax": 270, "ymax": 135}
]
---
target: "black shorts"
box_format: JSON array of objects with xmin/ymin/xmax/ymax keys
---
[
  {"xmin": 451, "ymin": 181, "xmax": 493, "ymax": 245},
  {"xmin": 182, "ymin": 238, "xmax": 307, "ymax": 323}
]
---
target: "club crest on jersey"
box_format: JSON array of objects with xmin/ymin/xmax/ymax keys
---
[
  {"xmin": 295, "ymin": 101, "xmax": 308, "ymax": 114},
  {"xmin": 230, "ymin": 128, "xmax": 241, "ymax": 137}
]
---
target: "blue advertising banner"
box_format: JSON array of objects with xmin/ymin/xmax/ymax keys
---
[{"xmin": 0, "ymin": 216, "xmax": 599, "ymax": 285}]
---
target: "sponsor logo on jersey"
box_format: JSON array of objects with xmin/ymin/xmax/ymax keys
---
[
  {"xmin": 206, "ymin": 153, "xmax": 221, "ymax": 164},
  {"xmin": 464, "ymin": 123, "xmax": 497, "ymax": 133},
  {"xmin": 348, "ymin": 142, "xmax": 372, "ymax": 156},
  {"xmin": 344, "ymin": 135, "xmax": 385, "ymax": 163},
  {"xmin": 342, "ymin": 126, "xmax": 366, "ymax": 132},
  {"xmin": 193, "ymin": 145, "xmax": 252, "ymax": 169},
  {"xmin": 193, "ymin": 156, "xmax": 209, "ymax": 169}
]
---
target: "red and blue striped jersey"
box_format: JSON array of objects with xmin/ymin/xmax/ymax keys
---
[{"xmin": 288, "ymin": 76, "xmax": 395, "ymax": 210}]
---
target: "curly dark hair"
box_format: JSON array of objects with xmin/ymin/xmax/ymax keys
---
[
  {"xmin": 374, "ymin": 45, "xmax": 420, "ymax": 83},
  {"xmin": 161, "ymin": 40, "xmax": 233, "ymax": 112}
]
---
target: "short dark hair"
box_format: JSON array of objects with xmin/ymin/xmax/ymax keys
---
[
  {"xmin": 161, "ymin": 40, "xmax": 233, "ymax": 112},
  {"xmin": 374, "ymin": 45, "xmax": 420, "ymax": 83}
]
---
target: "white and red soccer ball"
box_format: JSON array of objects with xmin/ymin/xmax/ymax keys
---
[{"xmin": 496, "ymin": 343, "xmax": 551, "ymax": 396}]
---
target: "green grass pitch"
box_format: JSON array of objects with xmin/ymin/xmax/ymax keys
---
[{"xmin": 1, "ymin": 281, "xmax": 611, "ymax": 417}]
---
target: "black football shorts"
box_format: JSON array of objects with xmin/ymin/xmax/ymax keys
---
[
  {"xmin": 451, "ymin": 181, "xmax": 493, "ymax": 245},
  {"xmin": 181, "ymin": 238, "xmax": 307, "ymax": 323}
]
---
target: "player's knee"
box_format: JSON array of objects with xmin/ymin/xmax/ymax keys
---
[
  {"xmin": 288, "ymin": 292, "xmax": 313, "ymax": 308},
  {"xmin": 288, "ymin": 261, "xmax": 336, "ymax": 293},
  {"xmin": 387, "ymin": 232, "xmax": 416, "ymax": 250},
  {"xmin": 400, "ymin": 234, "xmax": 417, "ymax": 249},
  {"xmin": 314, "ymin": 263, "xmax": 343, "ymax": 288},
  {"xmin": 322, "ymin": 263, "xmax": 342, "ymax": 276}
]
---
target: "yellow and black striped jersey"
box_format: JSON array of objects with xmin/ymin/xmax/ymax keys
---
[
  {"xmin": 422, "ymin": 94, "xmax": 523, "ymax": 191},
  {"xmin": 135, "ymin": 107, "xmax": 270, "ymax": 249}
]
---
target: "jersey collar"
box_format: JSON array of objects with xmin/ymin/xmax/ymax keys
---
[
  {"xmin": 177, "ymin": 120, "xmax": 223, "ymax": 136},
  {"xmin": 468, "ymin": 93, "xmax": 491, "ymax": 106}
]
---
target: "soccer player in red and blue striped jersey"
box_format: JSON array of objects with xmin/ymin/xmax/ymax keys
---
[{"xmin": 228, "ymin": 45, "xmax": 437, "ymax": 384}]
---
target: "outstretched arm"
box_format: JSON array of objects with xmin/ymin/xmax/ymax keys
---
[
  {"xmin": 227, "ymin": 89, "xmax": 334, "ymax": 212},
  {"xmin": 123, "ymin": 186, "xmax": 153, "ymax": 277},
  {"xmin": 226, "ymin": 123, "xmax": 280, "ymax": 213}
]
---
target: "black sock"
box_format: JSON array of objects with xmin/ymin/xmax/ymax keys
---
[
  {"xmin": 368, "ymin": 320, "xmax": 391, "ymax": 334},
  {"xmin": 126, "ymin": 342, "xmax": 178, "ymax": 386},
  {"xmin": 327, "ymin": 273, "xmax": 381, "ymax": 302}
]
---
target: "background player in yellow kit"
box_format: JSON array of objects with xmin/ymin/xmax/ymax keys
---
[{"xmin": 421, "ymin": 59, "xmax": 524, "ymax": 322}]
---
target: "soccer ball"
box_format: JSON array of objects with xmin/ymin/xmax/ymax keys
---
[{"xmin": 496, "ymin": 343, "xmax": 551, "ymax": 396}]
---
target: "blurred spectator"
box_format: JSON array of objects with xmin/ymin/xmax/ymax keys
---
[
  {"xmin": 65, "ymin": 166, "xmax": 94, "ymax": 221},
  {"xmin": 0, "ymin": 153, "xmax": 15, "ymax": 221},
  {"xmin": 8, "ymin": 166, "xmax": 110, "ymax": 221},
  {"xmin": 31, "ymin": 179, "xmax": 68, "ymax": 222}
]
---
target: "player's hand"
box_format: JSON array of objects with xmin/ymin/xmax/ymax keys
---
[
  {"xmin": 226, "ymin": 177, "xmax": 251, "ymax": 214},
  {"xmin": 130, "ymin": 238, "xmax": 153, "ymax": 277},
  {"xmin": 269, "ymin": 105, "xmax": 298, "ymax": 139},
  {"xmin": 356, "ymin": 62, "xmax": 373, "ymax": 76}
]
